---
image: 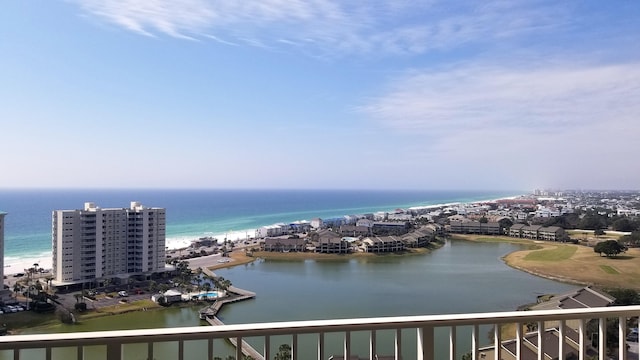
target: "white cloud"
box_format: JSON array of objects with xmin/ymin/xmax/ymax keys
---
[
  {"xmin": 359, "ymin": 61, "xmax": 640, "ymax": 134},
  {"xmin": 357, "ymin": 60, "xmax": 640, "ymax": 189},
  {"xmin": 74, "ymin": 0, "xmax": 568, "ymax": 56}
]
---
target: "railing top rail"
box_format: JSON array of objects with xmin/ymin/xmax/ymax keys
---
[{"xmin": 2, "ymin": 305, "xmax": 640, "ymax": 346}]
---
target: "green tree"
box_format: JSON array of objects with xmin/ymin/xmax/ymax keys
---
[
  {"xmin": 620, "ymin": 231, "xmax": 640, "ymax": 247},
  {"xmin": 579, "ymin": 214, "xmax": 607, "ymax": 230},
  {"xmin": 274, "ymin": 344, "xmax": 291, "ymax": 360},
  {"xmin": 594, "ymin": 240, "xmax": 626, "ymax": 257},
  {"xmin": 202, "ymin": 282, "xmax": 212, "ymax": 293},
  {"xmin": 606, "ymin": 288, "xmax": 640, "ymax": 305},
  {"xmin": 195, "ymin": 267, "xmax": 204, "ymax": 293},
  {"xmin": 148, "ymin": 280, "xmax": 157, "ymax": 293},
  {"xmin": 214, "ymin": 276, "xmax": 232, "ymax": 293},
  {"xmin": 498, "ymin": 218, "xmax": 513, "ymax": 231},
  {"xmin": 612, "ymin": 218, "xmax": 636, "ymax": 232}
]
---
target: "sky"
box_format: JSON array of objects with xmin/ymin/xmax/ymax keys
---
[{"xmin": 1, "ymin": 1, "xmax": 639, "ymax": 191}]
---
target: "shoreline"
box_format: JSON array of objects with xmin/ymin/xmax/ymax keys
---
[
  {"xmin": 10, "ymin": 235, "xmax": 629, "ymax": 334},
  {"xmin": 452, "ymin": 234, "xmax": 640, "ymax": 291},
  {"xmin": 2, "ymin": 193, "xmax": 525, "ymax": 277}
]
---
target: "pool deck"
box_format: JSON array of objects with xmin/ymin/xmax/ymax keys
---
[{"xmin": 198, "ymin": 285, "xmax": 256, "ymax": 318}]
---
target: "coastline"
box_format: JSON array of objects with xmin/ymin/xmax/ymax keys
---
[
  {"xmin": 10, "ymin": 235, "xmax": 621, "ymax": 334},
  {"xmin": 3, "ymin": 192, "xmax": 525, "ymax": 276}
]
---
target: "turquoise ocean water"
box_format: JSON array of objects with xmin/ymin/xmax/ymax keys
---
[{"xmin": 0, "ymin": 189, "xmax": 523, "ymax": 263}]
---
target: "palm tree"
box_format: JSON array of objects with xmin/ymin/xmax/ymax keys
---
[
  {"xmin": 103, "ymin": 277, "xmax": 111, "ymax": 292},
  {"xmin": 214, "ymin": 276, "xmax": 232, "ymax": 295},
  {"xmin": 44, "ymin": 275, "xmax": 54, "ymax": 292},
  {"xmin": 202, "ymin": 282, "xmax": 212, "ymax": 294},
  {"xmin": 195, "ymin": 267, "xmax": 204, "ymax": 294},
  {"xmin": 12, "ymin": 283, "xmax": 23, "ymax": 300},
  {"xmin": 148, "ymin": 280, "xmax": 158, "ymax": 293}
]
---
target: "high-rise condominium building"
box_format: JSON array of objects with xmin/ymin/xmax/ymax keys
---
[{"xmin": 52, "ymin": 202, "xmax": 166, "ymax": 285}]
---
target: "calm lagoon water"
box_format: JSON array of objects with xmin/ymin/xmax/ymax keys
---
[{"xmin": 13, "ymin": 239, "xmax": 576, "ymax": 360}]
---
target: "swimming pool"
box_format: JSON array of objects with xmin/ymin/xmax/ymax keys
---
[{"xmin": 196, "ymin": 291, "xmax": 220, "ymax": 300}]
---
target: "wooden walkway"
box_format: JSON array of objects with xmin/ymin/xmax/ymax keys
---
[
  {"xmin": 205, "ymin": 317, "xmax": 264, "ymax": 360},
  {"xmin": 197, "ymin": 268, "xmax": 262, "ymax": 359},
  {"xmin": 198, "ymin": 286, "xmax": 256, "ymax": 318}
]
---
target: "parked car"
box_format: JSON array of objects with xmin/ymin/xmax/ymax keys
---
[{"xmin": 118, "ymin": 291, "xmax": 128, "ymax": 297}]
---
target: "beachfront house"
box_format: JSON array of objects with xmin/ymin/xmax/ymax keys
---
[
  {"xmin": 289, "ymin": 220, "xmax": 311, "ymax": 233},
  {"xmin": 448, "ymin": 220, "xmax": 501, "ymax": 235},
  {"xmin": 338, "ymin": 225, "xmax": 370, "ymax": 237},
  {"xmin": 356, "ymin": 218, "xmax": 374, "ymax": 228},
  {"xmin": 310, "ymin": 230, "xmax": 351, "ymax": 254},
  {"xmin": 262, "ymin": 237, "xmax": 306, "ymax": 252},
  {"xmin": 361, "ymin": 236, "xmax": 405, "ymax": 253},
  {"xmin": 255, "ymin": 223, "xmax": 288, "ymax": 238},
  {"xmin": 401, "ymin": 227, "xmax": 435, "ymax": 248},
  {"xmin": 371, "ymin": 221, "xmax": 410, "ymax": 236},
  {"xmin": 310, "ymin": 218, "xmax": 323, "ymax": 229}
]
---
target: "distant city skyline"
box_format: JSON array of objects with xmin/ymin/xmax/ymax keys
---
[{"xmin": 1, "ymin": 1, "xmax": 639, "ymax": 190}]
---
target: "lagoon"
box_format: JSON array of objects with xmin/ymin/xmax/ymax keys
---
[{"xmin": 14, "ymin": 239, "xmax": 577, "ymax": 359}]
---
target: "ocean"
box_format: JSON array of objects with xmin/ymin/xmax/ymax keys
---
[{"xmin": 0, "ymin": 189, "xmax": 523, "ymax": 270}]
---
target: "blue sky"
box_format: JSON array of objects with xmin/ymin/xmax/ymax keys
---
[{"xmin": 1, "ymin": 1, "xmax": 639, "ymax": 190}]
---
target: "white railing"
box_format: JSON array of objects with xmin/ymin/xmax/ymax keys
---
[{"xmin": 1, "ymin": 306, "xmax": 639, "ymax": 360}]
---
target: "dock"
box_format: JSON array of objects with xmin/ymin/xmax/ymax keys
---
[
  {"xmin": 198, "ymin": 285, "xmax": 256, "ymax": 318},
  {"xmin": 197, "ymin": 274, "xmax": 261, "ymax": 359},
  {"xmin": 205, "ymin": 316, "xmax": 264, "ymax": 360}
]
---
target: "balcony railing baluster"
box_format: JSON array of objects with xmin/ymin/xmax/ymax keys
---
[
  {"xmin": 395, "ymin": 328, "xmax": 402, "ymax": 360},
  {"xmin": 578, "ymin": 318, "xmax": 586, "ymax": 360},
  {"xmin": 449, "ymin": 325, "xmax": 456, "ymax": 360},
  {"xmin": 369, "ymin": 329, "xmax": 376, "ymax": 360},
  {"xmin": 599, "ymin": 318, "xmax": 606, "ymax": 360},
  {"xmin": 292, "ymin": 333, "xmax": 298, "ymax": 360},
  {"xmin": 516, "ymin": 321, "xmax": 522, "ymax": 360},
  {"xmin": 619, "ymin": 316, "xmax": 626, "ymax": 360},
  {"xmin": 472, "ymin": 323, "xmax": 479, "ymax": 360},
  {"xmin": 235, "ymin": 336, "xmax": 242, "ymax": 360},
  {"xmin": 494, "ymin": 322, "xmax": 501, "ymax": 360},
  {"xmin": 344, "ymin": 331, "xmax": 351, "ymax": 360},
  {"xmin": 559, "ymin": 320, "xmax": 566, "ymax": 360},
  {"xmin": 537, "ymin": 320, "xmax": 544, "ymax": 360},
  {"xmin": 317, "ymin": 333, "xmax": 323, "ymax": 360}
]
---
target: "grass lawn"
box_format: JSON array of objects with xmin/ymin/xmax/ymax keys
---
[
  {"xmin": 504, "ymin": 242, "xmax": 640, "ymax": 290},
  {"xmin": 523, "ymin": 245, "xmax": 577, "ymax": 261},
  {"xmin": 599, "ymin": 265, "xmax": 620, "ymax": 274},
  {"xmin": 453, "ymin": 234, "xmax": 640, "ymax": 290},
  {"xmin": 90, "ymin": 299, "xmax": 159, "ymax": 316}
]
